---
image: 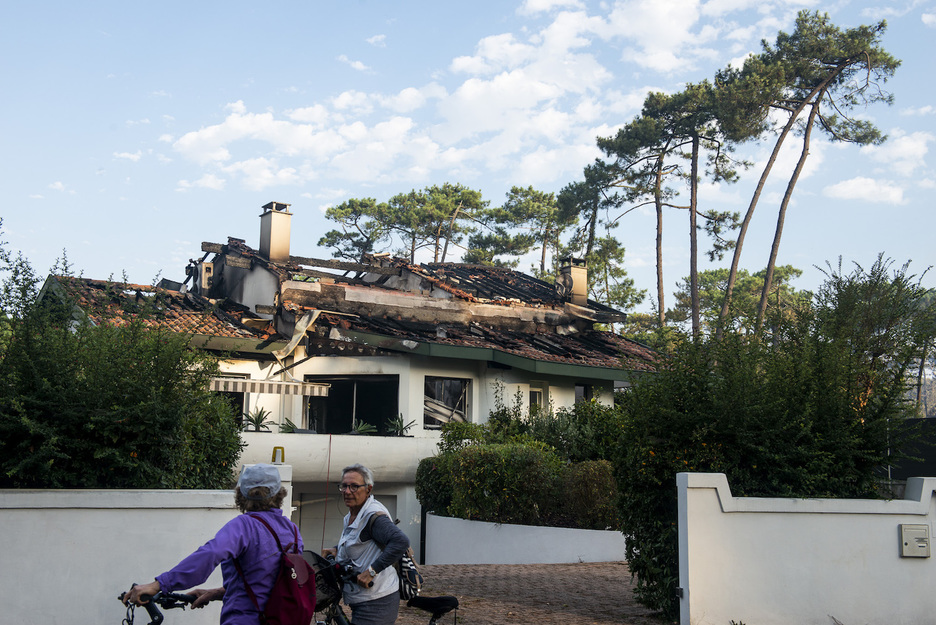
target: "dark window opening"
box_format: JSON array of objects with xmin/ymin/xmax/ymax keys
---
[
  {"xmin": 424, "ymin": 376, "xmax": 469, "ymax": 429},
  {"xmin": 217, "ymin": 391, "xmax": 246, "ymax": 427},
  {"xmin": 305, "ymin": 375, "xmax": 399, "ymax": 435},
  {"xmin": 575, "ymin": 383, "xmax": 594, "ymax": 404}
]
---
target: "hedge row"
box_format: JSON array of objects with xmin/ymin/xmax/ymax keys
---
[{"xmin": 416, "ymin": 443, "xmax": 618, "ymax": 530}]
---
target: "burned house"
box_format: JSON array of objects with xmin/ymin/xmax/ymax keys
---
[{"xmin": 54, "ymin": 201, "xmax": 656, "ymax": 557}]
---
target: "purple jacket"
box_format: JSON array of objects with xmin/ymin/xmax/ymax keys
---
[{"xmin": 156, "ymin": 509, "xmax": 303, "ymax": 625}]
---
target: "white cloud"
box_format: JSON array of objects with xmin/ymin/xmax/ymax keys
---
[
  {"xmin": 861, "ymin": 130, "xmax": 934, "ymax": 176},
  {"xmin": 451, "ymin": 33, "xmax": 536, "ymax": 75},
  {"xmin": 48, "ymin": 181, "xmax": 66, "ymax": 191},
  {"xmin": 114, "ymin": 151, "xmax": 143, "ymax": 162},
  {"xmin": 287, "ymin": 104, "xmax": 330, "ymax": 125},
  {"xmin": 901, "ymin": 105, "xmax": 936, "ymax": 116},
  {"xmin": 176, "ymin": 174, "xmax": 226, "ymax": 192},
  {"xmin": 607, "ymin": 0, "xmax": 708, "ymax": 72},
  {"xmin": 377, "ymin": 84, "xmax": 445, "ymax": 113},
  {"xmin": 823, "ymin": 177, "xmax": 905, "ymax": 204},
  {"xmin": 518, "ymin": 0, "xmax": 584, "ymax": 15},
  {"xmin": 173, "ymin": 102, "xmax": 350, "ymax": 166},
  {"xmin": 332, "ymin": 90, "xmax": 372, "ymax": 113},
  {"xmin": 337, "ymin": 55, "xmax": 370, "ymax": 72},
  {"xmin": 366, "ymin": 34, "xmax": 386, "ymax": 47},
  {"xmin": 30, "ymin": 194, "xmax": 44, "ymax": 199},
  {"xmin": 222, "ymin": 158, "xmax": 300, "ymax": 191},
  {"xmin": 924, "ymin": 12, "xmax": 936, "ymax": 26}
]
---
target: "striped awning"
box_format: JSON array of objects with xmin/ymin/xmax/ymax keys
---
[{"xmin": 210, "ymin": 378, "xmax": 330, "ymax": 397}]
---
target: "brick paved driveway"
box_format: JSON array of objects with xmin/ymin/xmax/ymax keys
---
[{"xmin": 394, "ymin": 562, "xmax": 664, "ymax": 625}]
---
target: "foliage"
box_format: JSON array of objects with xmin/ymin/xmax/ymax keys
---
[
  {"xmin": 715, "ymin": 10, "xmax": 900, "ymax": 335},
  {"xmin": 594, "ymin": 81, "xmax": 744, "ymax": 331},
  {"xmin": 416, "ymin": 390, "xmax": 624, "ymax": 529},
  {"xmin": 585, "ymin": 236, "xmax": 646, "ymax": 321},
  {"xmin": 386, "ymin": 413, "xmax": 416, "ymax": 436},
  {"xmin": 554, "ymin": 460, "xmax": 619, "ymax": 530},
  {"xmin": 464, "ymin": 186, "xmax": 574, "ymax": 273},
  {"xmin": 415, "ymin": 453, "xmax": 455, "ymax": 515},
  {"xmin": 524, "ymin": 399, "xmax": 626, "ymax": 463},
  {"xmin": 668, "ymin": 265, "xmax": 812, "ymax": 336},
  {"xmin": 279, "ymin": 417, "xmax": 299, "ymax": 433},
  {"xmin": 243, "ymin": 406, "xmax": 275, "ymax": 432},
  {"xmin": 448, "ymin": 443, "xmax": 563, "ymax": 526},
  {"xmin": 350, "ymin": 420, "xmax": 378, "ymax": 435},
  {"xmin": 317, "ymin": 198, "xmax": 391, "ymax": 262},
  {"xmin": 0, "ymin": 286, "xmax": 242, "ymax": 489},
  {"xmin": 435, "ymin": 420, "xmax": 488, "ymax": 455},
  {"xmin": 614, "ymin": 257, "xmax": 935, "ymax": 619}
]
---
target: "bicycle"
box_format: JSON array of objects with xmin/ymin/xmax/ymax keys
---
[
  {"xmin": 117, "ymin": 559, "xmax": 458, "ymax": 625},
  {"xmin": 118, "ymin": 585, "xmax": 197, "ymax": 625},
  {"xmin": 305, "ymin": 551, "xmax": 459, "ymax": 625}
]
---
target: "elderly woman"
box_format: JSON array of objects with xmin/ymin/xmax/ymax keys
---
[
  {"xmin": 123, "ymin": 464, "xmax": 304, "ymax": 625},
  {"xmin": 323, "ymin": 463, "xmax": 410, "ymax": 625}
]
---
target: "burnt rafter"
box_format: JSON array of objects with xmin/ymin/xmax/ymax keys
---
[
  {"xmin": 290, "ymin": 255, "xmax": 402, "ymax": 276},
  {"xmin": 286, "ymin": 267, "xmax": 373, "ymax": 285}
]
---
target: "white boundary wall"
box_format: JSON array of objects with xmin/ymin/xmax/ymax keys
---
[
  {"xmin": 0, "ymin": 489, "xmax": 238, "ymax": 625},
  {"xmin": 425, "ymin": 513, "xmax": 627, "ymax": 564},
  {"xmin": 678, "ymin": 472, "xmax": 936, "ymax": 625},
  {"xmin": 0, "ymin": 465, "xmax": 292, "ymax": 625}
]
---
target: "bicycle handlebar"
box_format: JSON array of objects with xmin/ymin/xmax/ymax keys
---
[
  {"xmin": 119, "ymin": 586, "xmax": 197, "ymax": 625},
  {"xmin": 325, "ymin": 554, "xmax": 374, "ymax": 588}
]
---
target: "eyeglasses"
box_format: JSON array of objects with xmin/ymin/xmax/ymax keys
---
[{"xmin": 338, "ymin": 483, "xmax": 366, "ymax": 493}]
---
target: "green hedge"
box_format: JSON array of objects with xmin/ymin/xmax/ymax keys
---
[
  {"xmin": 448, "ymin": 443, "xmax": 562, "ymax": 525},
  {"xmin": 417, "ymin": 444, "xmax": 620, "ymax": 530},
  {"xmin": 555, "ymin": 459, "xmax": 619, "ymax": 530}
]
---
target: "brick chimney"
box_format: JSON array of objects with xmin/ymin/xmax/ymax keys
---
[{"xmin": 259, "ymin": 201, "xmax": 291, "ymax": 263}]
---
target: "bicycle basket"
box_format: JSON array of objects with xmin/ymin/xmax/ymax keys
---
[{"xmin": 303, "ymin": 550, "xmax": 343, "ymax": 611}]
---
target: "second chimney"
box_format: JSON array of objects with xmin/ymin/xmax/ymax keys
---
[
  {"xmin": 559, "ymin": 257, "xmax": 588, "ymax": 306},
  {"xmin": 259, "ymin": 201, "xmax": 292, "ymax": 263}
]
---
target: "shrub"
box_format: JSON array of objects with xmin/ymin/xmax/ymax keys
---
[
  {"xmin": 448, "ymin": 443, "xmax": 563, "ymax": 526},
  {"xmin": 555, "ymin": 459, "xmax": 619, "ymax": 530},
  {"xmin": 415, "ymin": 453, "xmax": 455, "ymax": 515},
  {"xmin": 0, "ymin": 270, "xmax": 242, "ymax": 489},
  {"xmin": 615, "ymin": 256, "xmax": 936, "ymax": 619}
]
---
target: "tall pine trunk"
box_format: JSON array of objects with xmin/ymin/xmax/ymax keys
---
[{"xmin": 754, "ymin": 98, "xmax": 821, "ymax": 335}]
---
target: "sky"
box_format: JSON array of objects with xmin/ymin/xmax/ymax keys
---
[{"xmin": 3, "ymin": 0, "xmax": 935, "ymax": 314}]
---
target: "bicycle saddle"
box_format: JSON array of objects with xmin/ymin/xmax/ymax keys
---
[{"xmin": 407, "ymin": 595, "xmax": 459, "ymax": 617}]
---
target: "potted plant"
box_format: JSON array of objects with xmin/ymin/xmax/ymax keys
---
[
  {"xmin": 348, "ymin": 420, "xmax": 378, "ymax": 435},
  {"xmin": 279, "ymin": 417, "xmax": 299, "ymax": 433},
  {"xmin": 243, "ymin": 407, "xmax": 275, "ymax": 432},
  {"xmin": 386, "ymin": 413, "xmax": 416, "ymax": 436}
]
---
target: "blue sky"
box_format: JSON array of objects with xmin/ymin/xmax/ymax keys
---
[{"xmin": 3, "ymin": 0, "xmax": 935, "ymax": 313}]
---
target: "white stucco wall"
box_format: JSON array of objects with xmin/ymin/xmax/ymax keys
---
[
  {"xmin": 0, "ymin": 465, "xmax": 298, "ymax": 625},
  {"xmin": 424, "ymin": 513, "xmax": 627, "ymax": 564},
  {"xmin": 229, "ymin": 346, "xmax": 627, "ymax": 569},
  {"xmin": 0, "ymin": 489, "xmax": 238, "ymax": 625},
  {"xmin": 678, "ymin": 472, "xmax": 936, "ymax": 625}
]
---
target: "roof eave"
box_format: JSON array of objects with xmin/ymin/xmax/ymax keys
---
[{"xmin": 329, "ymin": 327, "xmax": 642, "ymax": 382}]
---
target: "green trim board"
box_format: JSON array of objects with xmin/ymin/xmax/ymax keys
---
[{"xmin": 331, "ymin": 327, "xmax": 639, "ymax": 382}]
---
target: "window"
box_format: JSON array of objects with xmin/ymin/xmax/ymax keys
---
[
  {"xmin": 305, "ymin": 375, "xmax": 399, "ymax": 435},
  {"xmin": 575, "ymin": 383, "xmax": 594, "ymax": 404},
  {"xmin": 529, "ymin": 380, "xmax": 547, "ymax": 415},
  {"xmin": 424, "ymin": 376, "xmax": 469, "ymax": 429},
  {"xmin": 211, "ymin": 374, "xmax": 249, "ymax": 427}
]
